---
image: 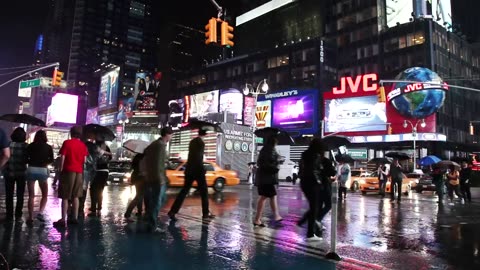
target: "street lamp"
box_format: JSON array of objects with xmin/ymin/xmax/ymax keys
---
[
  {"xmin": 403, "ymin": 119, "xmax": 426, "ymax": 171},
  {"xmin": 243, "ymin": 79, "xmax": 269, "ymax": 184},
  {"xmin": 118, "ymin": 118, "xmax": 129, "ymax": 158}
]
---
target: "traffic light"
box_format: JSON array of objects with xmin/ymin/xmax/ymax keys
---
[
  {"xmin": 52, "ymin": 68, "xmax": 64, "ymax": 87},
  {"xmin": 221, "ymin": 21, "xmax": 234, "ymax": 47},
  {"xmin": 205, "ymin": 17, "xmax": 217, "ymax": 45},
  {"xmin": 377, "ymin": 86, "xmax": 386, "ymax": 103}
]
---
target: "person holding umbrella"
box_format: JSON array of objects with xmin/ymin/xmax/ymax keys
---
[
  {"xmin": 124, "ymin": 152, "xmax": 145, "ymax": 221},
  {"xmin": 88, "ymin": 135, "xmax": 112, "ymax": 217},
  {"xmin": 460, "ymin": 162, "xmax": 472, "ymax": 203},
  {"xmin": 389, "ymin": 158, "xmax": 406, "ymax": 203}
]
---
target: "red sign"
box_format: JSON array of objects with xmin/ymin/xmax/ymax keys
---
[
  {"xmin": 332, "ymin": 73, "xmax": 378, "ymax": 95},
  {"xmin": 387, "ymin": 82, "xmax": 449, "ymax": 102}
]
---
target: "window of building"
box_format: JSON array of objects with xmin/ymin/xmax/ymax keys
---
[
  {"xmin": 129, "ymin": 1, "xmax": 145, "ymax": 18},
  {"xmin": 267, "ymin": 55, "xmax": 289, "ymax": 69}
]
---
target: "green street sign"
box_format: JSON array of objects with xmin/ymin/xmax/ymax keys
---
[
  {"xmin": 19, "ymin": 79, "xmax": 40, "ymax": 89},
  {"xmin": 348, "ymin": 149, "xmax": 368, "ymax": 160}
]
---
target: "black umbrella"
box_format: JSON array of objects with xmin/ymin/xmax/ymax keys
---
[
  {"xmin": 83, "ymin": 124, "xmax": 116, "ymax": 141},
  {"xmin": 254, "ymin": 127, "xmax": 295, "ymax": 145},
  {"xmin": 335, "ymin": 154, "xmax": 355, "ymax": 163},
  {"xmin": 321, "ymin": 135, "xmax": 350, "ymax": 151},
  {"xmin": 433, "ymin": 160, "xmax": 461, "ymax": 170},
  {"xmin": 0, "ymin": 113, "xmax": 46, "ymax": 127},
  {"xmin": 182, "ymin": 119, "xmax": 223, "ymax": 133},
  {"xmin": 385, "ymin": 151, "xmax": 410, "ymax": 161},
  {"xmin": 368, "ymin": 157, "xmax": 393, "ymax": 164}
]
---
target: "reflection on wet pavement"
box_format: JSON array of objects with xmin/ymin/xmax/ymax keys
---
[{"xmin": 0, "ymin": 182, "xmax": 479, "ymax": 269}]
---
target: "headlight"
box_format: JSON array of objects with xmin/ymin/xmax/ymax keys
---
[
  {"xmin": 359, "ymin": 179, "xmax": 366, "ymax": 184},
  {"xmin": 415, "ymin": 179, "xmax": 419, "ymax": 183},
  {"xmin": 124, "ymin": 172, "xmax": 132, "ymax": 178}
]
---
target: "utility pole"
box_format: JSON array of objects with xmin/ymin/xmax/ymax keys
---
[{"xmin": 0, "ymin": 63, "xmax": 60, "ymax": 89}]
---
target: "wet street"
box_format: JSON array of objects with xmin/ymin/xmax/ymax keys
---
[{"xmin": 1, "ymin": 181, "xmax": 479, "ymax": 270}]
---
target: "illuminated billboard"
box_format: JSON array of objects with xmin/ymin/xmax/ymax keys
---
[
  {"xmin": 134, "ymin": 72, "xmax": 161, "ymax": 112},
  {"xmin": 272, "ymin": 94, "xmax": 316, "ymax": 131},
  {"xmin": 243, "ymin": 96, "xmax": 256, "ymax": 126},
  {"xmin": 324, "ymin": 96, "xmax": 387, "ymax": 133},
  {"xmin": 98, "ymin": 67, "xmax": 120, "ymax": 111},
  {"xmin": 189, "ymin": 90, "xmax": 219, "ymax": 120},
  {"xmin": 46, "ymin": 93, "xmax": 78, "ymax": 126},
  {"xmin": 220, "ymin": 88, "xmax": 244, "ymax": 123},
  {"xmin": 86, "ymin": 107, "xmax": 99, "ymax": 124},
  {"xmin": 386, "ymin": 0, "xmax": 414, "ymax": 28},
  {"xmin": 168, "ymin": 96, "xmax": 190, "ymax": 127},
  {"xmin": 431, "ymin": 0, "xmax": 452, "ymax": 30},
  {"xmin": 255, "ymin": 100, "xmax": 272, "ymax": 128}
]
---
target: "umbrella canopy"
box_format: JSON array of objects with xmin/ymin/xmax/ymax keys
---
[
  {"xmin": 254, "ymin": 127, "xmax": 295, "ymax": 145},
  {"xmin": 83, "ymin": 124, "xmax": 116, "ymax": 141},
  {"xmin": 418, "ymin": 155, "xmax": 441, "ymax": 166},
  {"xmin": 321, "ymin": 135, "xmax": 350, "ymax": 151},
  {"xmin": 385, "ymin": 151, "xmax": 410, "ymax": 161},
  {"xmin": 123, "ymin": 139, "xmax": 149, "ymax": 154},
  {"xmin": 335, "ymin": 154, "xmax": 355, "ymax": 163},
  {"xmin": 182, "ymin": 119, "xmax": 223, "ymax": 133},
  {"xmin": 433, "ymin": 160, "xmax": 461, "ymax": 170},
  {"xmin": 367, "ymin": 157, "xmax": 393, "ymax": 164},
  {"xmin": 0, "ymin": 113, "xmax": 46, "ymax": 127}
]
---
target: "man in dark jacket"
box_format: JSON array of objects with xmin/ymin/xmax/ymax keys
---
[
  {"xmin": 168, "ymin": 128, "xmax": 215, "ymax": 221},
  {"xmin": 389, "ymin": 158, "xmax": 405, "ymax": 203},
  {"xmin": 460, "ymin": 162, "xmax": 472, "ymax": 203}
]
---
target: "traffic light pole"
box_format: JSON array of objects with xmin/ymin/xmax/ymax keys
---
[{"xmin": 0, "ymin": 62, "xmax": 60, "ymax": 88}]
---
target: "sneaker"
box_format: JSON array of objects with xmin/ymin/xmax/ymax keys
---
[
  {"xmin": 53, "ymin": 219, "xmax": 66, "ymax": 228},
  {"xmin": 26, "ymin": 219, "xmax": 34, "ymax": 226},
  {"xmin": 36, "ymin": 213, "xmax": 46, "ymax": 222},
  {"xmin": 306, "ymin": 235, "xmax": 322, "ymax": 241}
]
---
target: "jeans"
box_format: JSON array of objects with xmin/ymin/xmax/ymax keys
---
[
  {"xmin": 125, "ymin": 182, "xmax": 145, "ymax": 218},
  {"xmin": 145, "ymin": 181, "xmax": 167, "ymax": 227},
  {"xmin": 461, "ymin": 182, "xmax": 471, "ymax": 202},
  {"xmin": 300, "ymin": 183, "xmax": 321, "ymax": 237},
  {"xmin": 169, "ymin": 171, "xmax": 209, "ymax": 216},
  {"xmin": 317, "ymin": 187, "xmax": 332, "ymax": 222},
  {"xmin": 90, "ymin": 171, "xmax": 109, "ymax": 212},
  {"xmin": 338, "ymin": 186, "xmax": 347, "ymax": 199},
  {"xmin": 379, "ymin": 180, "xmax": 387, "ymax": 196},
  {"xmin": 390, "ymin": 179, "xmax": 402, "ymax": 201},
  {"xmin": 4, "ymin": 175, "xmax": 26, "ymax": 219}
]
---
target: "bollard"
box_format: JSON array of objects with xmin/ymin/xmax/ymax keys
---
[{"xmin": 326, "ymin": 180, "xmax": 341, "ymax": 261}]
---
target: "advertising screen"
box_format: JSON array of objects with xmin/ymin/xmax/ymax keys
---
[
  {"xmin": 255, "ymin": 100, "xmax": 272, "ymax": 128},
  {"xmin": 168, "ymin": 96, "xmax": 190, "ymax": 127},
  {"xmin": 220, "ymin": 88, "xmax": 243, "ymax": 122},
  {"xmin": 86, "ymin": 107, "xmax": 99, "ymax": 124},
  {"xmin": 134, "ymin": 72, "xmax": 160, "ymax": 112},
  {"xmin": 386, "ymin": 0, "xmax": 414, "ymax": 28},
  {"xmin": 189, "ymin": 90, "xmax": 219, "ymax": 120},
  {"xmin": 324, "ymin": 96, "xmax": 387, "ymax": 133},
  {"xmin": 46, "ymin": 93, "xmax": 78, "ymax": 125},
  {"xmin": 272, "ymin": 94, "xmax": 315, "ymax": 130},
  {"xmin": 98, "ymin": 67, "xmax": 120, "ymax": 111},
  {"xmin": 243, "ymin": 96, "xmax": 256, "ymax": 126}
]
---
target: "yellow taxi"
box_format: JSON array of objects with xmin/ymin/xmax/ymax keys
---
[
  {"xmin": 359, "ymin": 171, "xmax": 411, "ymax": 195},
  {"xmin": 166, "ymin": 160, "xmax": 240, "ymax": 192}
]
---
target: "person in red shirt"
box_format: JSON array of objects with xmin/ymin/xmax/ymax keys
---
[{"xmin": 53, "ymin": 126, "xmax": 88, "ymax": 228}]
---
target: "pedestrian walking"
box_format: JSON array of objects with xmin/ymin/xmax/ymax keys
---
[
  {"xmin": 446, "ymin": 165, "xmax": 464, "ymax": 205},
  {"xmin": 337, "ymin": 160, "xmax": 350, "ymax": 200},
  {"xmin": 25, "ymin": 130, "xmax": 54, "ymax": 224},
  {"xmin": 143, "ymin": 127, "xmax": 173, "ymax": 231},
  {"xmin": 2, "ymin": 128, "xmax": 27, "ymax": 223},
  {"xmin": 88, "ymin": 137, "xmax": 112, "ymax": 217},
  {"xmin": 252, "ymin": 136, "xmax": 283, "ymax": 227},
  {"xmin": 168, "ymin": 128, "xmax": 215, "ymax": 221},
  {"xmin": 80, "ymin": 132, "xmax": 99, "ymax": 216},
  {"xmin": 297, "ymin": 138, "xmax": 336, "ymax": 240},
  {"xmin": 53, "ymin": 126, "xmax": 88, "ymax": 228},
  {"xmin": 0, "ymin": 127, "xmax": 10, "ymax": 168},
  {"xmin": 460, "ymin": 162, "xmax": 472, "ymax": 203},
  {"xmin": 124, "ymin": 152, "xmax": 145, "ymax": 222},
  {"xmin": 389, "ymin": 159, "xmax": 405, "ymax": 203},
  {"xmin": 431, "ymin": 167, "xmax": 445, "ymax": 204},
  {"xmin": 378, "ymin": 164, "xmax": 388, "ymax": 197}
]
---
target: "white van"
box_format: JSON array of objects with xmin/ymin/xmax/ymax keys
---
[{"xmin": 278, "ymin": 159, "xmax": 299, "ymax": 182}]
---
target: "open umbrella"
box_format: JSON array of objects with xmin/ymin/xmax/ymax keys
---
[
  {"xmin": 433, "ymin": 160, "xmax": 460, "ymax": 170},
  {"xmin": 83, "ymin": 124, "xmax": 116, "ymax": 141},
  {"xmin": 321, "ymin": 135, "xmax": 350, "ymax": 151},
  {"xmin": 0, "ymin": 113, "xmax": 46, "ymax": 127},
  {"xmin": 385, "ymin": 151, "xmax": 410, "ymax": 161},
  {"xmin": 254, "ymin": 127, "xmax": 295, "ymax": 145},
  {"xmin": 418, "ymin": 155, "xmax": 441, "ymax": 166},
  {"xmin": 335, "ymin": 154, "xmax": 355, "ymax": 163},
  {"xmin": 182, "ymin": 119, "xmax": 223, "ymax": 133},
  {"xmin": 123, "ymin": 139, "xmax": 149, "ymax": 154},
  {"xmin": 368, "ymin": 157, "xmax": 393, "ymax": 164}
]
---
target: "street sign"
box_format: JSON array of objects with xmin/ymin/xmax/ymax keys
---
[
  {"xmin": 19, "ymin": 79, "xmax": 40, "ymax": 89},
  {"xmin": 347, "ymin": 149, "xmax": 368, "ymax": 160}
]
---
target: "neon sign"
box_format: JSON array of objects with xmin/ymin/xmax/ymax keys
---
[{"xmin": 332, "ymin": 73, "xmax": 378, "ymax": 95}]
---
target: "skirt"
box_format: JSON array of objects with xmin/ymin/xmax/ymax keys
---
[{"xmin": 257, "ymin": 184, "xmax": 277, "ymax": 198}]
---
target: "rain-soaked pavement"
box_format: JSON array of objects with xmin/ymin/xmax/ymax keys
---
[{"xmin": 0, "ymin": 181, "xmax": 479, "ymax": 270}]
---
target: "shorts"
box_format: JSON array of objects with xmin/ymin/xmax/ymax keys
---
[
  {"xmin": 58, "ymin": 171, "xmax": 84, "ymax": 199},
  {"xmin": 257, "ymin": 184, "xmax": 277, "ymax": 198},
  {"xmin": 26, "ymin": 167, "xmax": 49, "ymax": 181}
]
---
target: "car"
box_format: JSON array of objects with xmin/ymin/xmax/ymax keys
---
[
  {"xmin": 359, "ymin": 171, "xmax": 411, "ymax": 195},
  {"xmin": 108, "ymin": 160, "xmax": 132, "ymax": 184},
  {"xmin": 167, "ymin": 160, "xmax": 240, "ymax": 192},
  {"xmin": 278, "ymin": 159, "xmax": 298, "ymax": 182},
  {"xmin": 405, "ymin": 173, "xmax": 423, "ymax": 189},
  {"xmin": 415, "ymin": 174, "xmax": 436, "ymax": 193},
  {"xmin": 349, "ymin": 169, "xmax": 372, "ymax": 191}
]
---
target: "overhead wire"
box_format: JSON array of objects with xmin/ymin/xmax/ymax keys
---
[{"xmin": 0, "ymin": 64, "xmax": 48, "ymax": 71}]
